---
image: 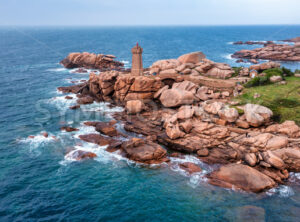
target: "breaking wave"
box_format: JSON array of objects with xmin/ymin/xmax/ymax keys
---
[{"xmin": 266, "ymin": 185, "xmax": 295, "ymax": 198}]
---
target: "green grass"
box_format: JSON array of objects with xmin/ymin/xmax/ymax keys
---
[{"xmin": 236, "ymin": 76, "xmax": 300, "ymax": 125}]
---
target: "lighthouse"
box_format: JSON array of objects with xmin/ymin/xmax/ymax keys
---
[{"xmin": 131, "ymin": 43, "xmax": 143, "ymax": 76}]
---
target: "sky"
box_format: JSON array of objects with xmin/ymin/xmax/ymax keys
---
[{"xmin": 0, "ymin": 0, "xmax": 300, "ymax": 26}]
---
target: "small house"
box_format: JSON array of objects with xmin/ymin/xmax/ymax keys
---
[{"xmin": 249, "ymin": 69, "xmax": 258, "ymax": 78}]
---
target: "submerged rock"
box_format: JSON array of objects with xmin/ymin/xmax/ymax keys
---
[
  {"xmin": 225, "ymin": 205, "xmax": 265, "ymax": 222},
  {"xmin": 66, "ymin": 150, "xmax": 97, "ymax": 161},
  {"xmin": 179, "ymin": 162, "xmax": 202, "ymax": 174},
  {"xmin": 60, "ymin": 126, "xmax": 79, "ymax": 132}
]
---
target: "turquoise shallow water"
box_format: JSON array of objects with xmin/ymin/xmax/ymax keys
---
[{"xmin": 1, "ymin": 26, "xmax": 300, "ymax": 221}]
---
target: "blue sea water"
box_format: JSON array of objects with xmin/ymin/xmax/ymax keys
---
[{"xmin": 1, "ymin": 26, "xmax": 300, "ymax": 222}]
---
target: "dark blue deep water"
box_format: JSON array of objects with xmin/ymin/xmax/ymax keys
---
[{"xmin": 1, "ymin": 26, "xmax": 300, "ymax": 222}]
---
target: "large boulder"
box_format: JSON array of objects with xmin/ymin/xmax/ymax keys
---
[
  {"xmin": 205, "ymin": 67, "xmax": 234, "ymax": 79},
  {"xmin": 165, "ymin": 123, "xmax": 185, "ymax": 140},
  {"xmin": 129, "ymin": 76, "xmax": 163, "ymax": 92},
  {"xmin": 95, "ymin": 122, "xmax": 119, "ymax": 137},
  {"xmin": 178, "ymin": 52, "xmax": 206, "ymax": 64},
  {"xmin": 125, "ymin": 100, "xmax": 145, "ymax": 114},
  {"xmin": 77, "ymin": 96, "xmax": 94, "ymax": 104},
  {"xmin": 204, "ymin": 102, "xmax": 225, "ymax": 115},
  {"xmin": 160, "ymin": 89, "xmax": 195, "ymax": 108},
  {"xmin": 218, "ymin": 107, "xmax": 239, "ymax": 123},
  {"xmin": 150, "ymin": 59, "xmax": 181, "ymax": 72},
  {"xmin": 262, "ymin": 150, "xmax": 285, "ymax": 170},
  {"xmin": 172, "ymin": 81, "xmax": 198, "ymax": 94},
  {"xmin": 122, "ymin": 138, "xmax": 168, "ymax": 164},
  {"xmin": 208, "ymin": 163, "xmax": 276, "ymax": 192},
  {"xmin": 177, "ymin": 105, "xmax": 195, "ymax": 120},
  {"xmin": 244, "ymin": 104, "xmax": 273, "ymax": 127},
  {"xmin": 272, "ymin": 148, "xmax": 300, "ymax": 172}
]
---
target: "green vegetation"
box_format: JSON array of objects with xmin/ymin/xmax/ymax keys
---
[
  {"xmin": 232, "ymin": 67, "xmax": 242, "ymax": 77},
  {"xmin": 295, "ymin": 69, "xmax": 300, "ymax": 74},
  {"xmin": 244, "ymin": 67, "xmax": 294, "ymax": 88},
  {"xmin": 236, "ymin": 76, "xmax": 300, "ymax": 125}
]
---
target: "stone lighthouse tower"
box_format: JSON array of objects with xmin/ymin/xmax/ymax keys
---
[{"xmin": 131, "ymin": 43, "xmax": 143, "ymax": 76}]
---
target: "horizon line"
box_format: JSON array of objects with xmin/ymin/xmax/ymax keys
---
[{"xmin": 1, "ymin": 24, "xmax": 300, "ymax": 28}]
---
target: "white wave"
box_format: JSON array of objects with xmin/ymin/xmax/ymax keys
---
[
  {"xmin": 73, "ymin": 123, "xmax": 98, "ymax": 139},
  {"xmin": 18, "ymin": 133, "xmax": 57, "ymax": 150},
  {"xmin": 69, "ymin": 68, "xmax": 99, "ymax": 75},
  {"xmin": 80, "ymin": 102, "xmax": 123, "ymax": 117},
  {"xmin": 48, "ymin": 94, "xmax": 77, "ymax": 111},
  {"xmin": 169, "ymin": 154, "xmax": 211, "ymax": 187},
  {"xmin": 266, "ymin": 185, "xmax": 294, "ymax": 198},
  {"xmin": 222, "ymin": 54, "xmax": 234, "ymax": 60},
  {"xmin": 64, "ymin": 78, "xmax": 88, "ymax": 84},
  {"xmin": 288, "ymin": 172, "xmax": 300, "ymax": 184},
  {"xmin": 47, "ymin": 68, "xmax": 68, "ymax": 72},
  {"xmin": 273, "ymin": 40, "xmax": 294, "ymax": 45},
  {"xmin": 121, "ymin": 60, "xmax": 130, "ymax": 68},
  {"xmin": 227, "ymin": 42, "xmax": 234, "ymax": 45}
]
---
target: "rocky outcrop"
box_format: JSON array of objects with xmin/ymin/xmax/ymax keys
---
[
  {"xmin": 122, "ymin": 138, "xmax": 168, "ymax": 164},
  {"xmin": 232, "ymin": 42, "xmax": 300, "ymax": 62},
  {"xmin": 59, "ymin": 49, "xmax": 300, "ymax": 193},
  {"xmin": 208, "ymin": 164, "xmax": 276, "ymax": 192},
  {"xmin": 60, "ymin": 52, "xmax": 124, "ymax": 71},
  {"xmin": 249, "ymin": 61, "xmax": 281, "ymax": 72},
  {"xmin": 150, "ymin": 52, "xmax": 235, "ymax": 79}
]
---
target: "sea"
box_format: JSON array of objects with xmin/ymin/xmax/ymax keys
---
[{"xmin": 0, "ymin": 26, "xmax": 300, "ymax": 222}]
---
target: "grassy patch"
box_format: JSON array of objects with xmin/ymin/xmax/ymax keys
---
[{"xmin": 236, "ymin": 76, "xmax": 300, "ymax": 125}]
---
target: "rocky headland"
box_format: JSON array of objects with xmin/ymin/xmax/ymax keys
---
[
  {"xmin": 57, "ymin": 50, "xmax": 300, "ymax": 193},
  {"xmin": 232, "ymin": 36, "xmax": 300, "ymax": 62}
]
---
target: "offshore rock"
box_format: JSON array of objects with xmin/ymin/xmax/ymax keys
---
[{"xmin": 60, "ymin": 52, "xmax": 124, "ymax": 71}]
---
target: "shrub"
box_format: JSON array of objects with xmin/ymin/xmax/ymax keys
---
[
  {"xmin": 295, "ymin": 69, "xmax": 300, "ymax": 74},
  {"xmin": 263, "ymin": 68, "xmax": 283, "ymax": 78},
  {"xmin": 282, "ymin": 67, "xmax": 294, "ymax": 77},
  {"xmin": 244, "ymin": 77, "xmax": 261, "ymax": 88},
  {"xmin": 232, "ymin": 67, "xmax": 242, "ymax": 77}
]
